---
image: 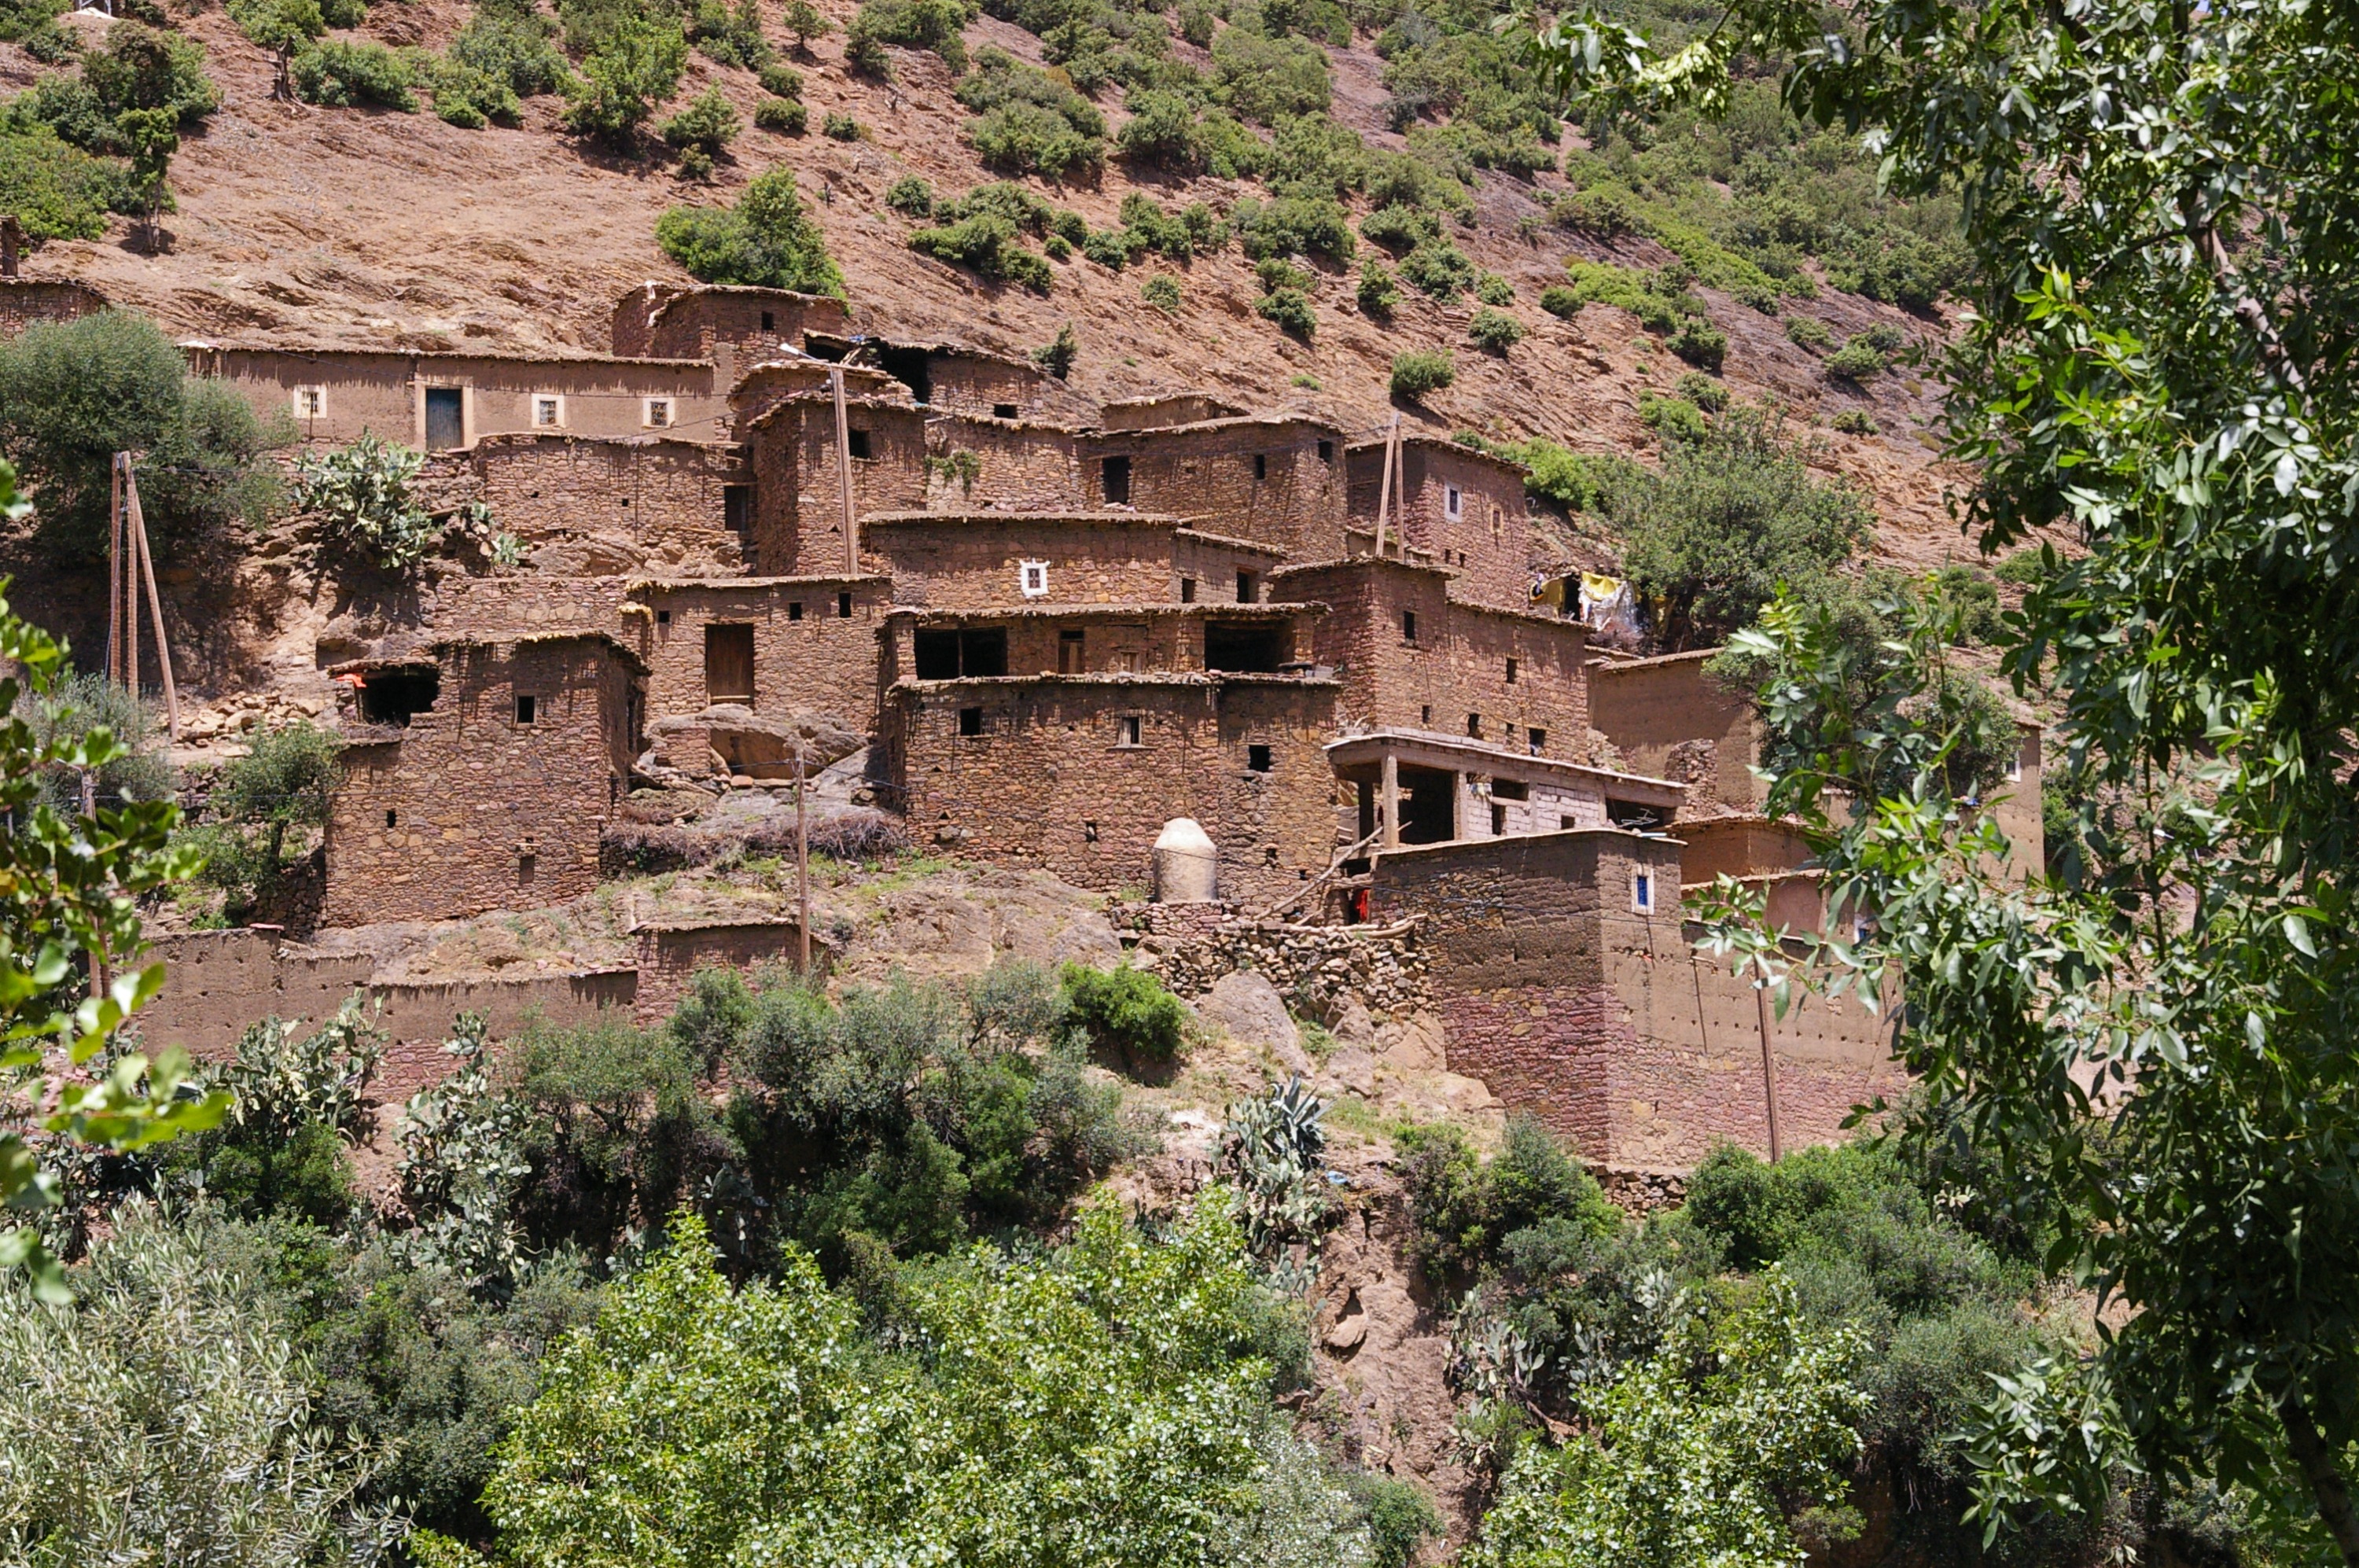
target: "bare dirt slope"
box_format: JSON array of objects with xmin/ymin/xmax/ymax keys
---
[{"xmin": 4, "ymin": 0, "xmax": 1985, "ymax": 572}]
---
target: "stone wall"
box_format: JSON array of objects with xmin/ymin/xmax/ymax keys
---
[
  {"xmin": 1174, "ymin": 529, "xmax": 1288, "ymax": 602},
  {"xmin": 0, "ymin": 277, "xmax": 109, "ymax": 335},
  {"xmin": 1586, "ymin": 651, "xmax": 1765, "ymax": 814},
  {"xmin": 629, "ymin": 576, "xmax": 889, "ymax": 730},
  {"xmin": 1274, "ymin": 558, "xmax": 1592, "ymax": 761},
  {"xmin": 1128, "ymin": 915, "xmax": 1430, "ymax": 1015},
  {"xmin": 744, "ymin": 396, "xmax": 929, "ymax": 574},
  {"xmin": 884, "ymin": 605, "xmax": 1316, "ymax": 679},
  {"xmin": 429, "ymin": 573, "xmax": 631, "ymax": 640},
  {"xmin": 468, "ymin": 435, "xmax": 749, "ymax": 576},
  {"xmin": 883, "ymin": 674, "xmax": 1341, "ymax": 903},
  {"xmin": 1081, "ymin": 420, "xmax": 1349, "ymax": 560},
  {"xmin": 631, "ymin": 918, "xmax": 813, "ymax": 1021},
  {"xmin": 611, "ymin": 283, "xmax": 849, "ymax": 359},
  {"xmin": 325, "ymin": 636, "xmax": 639, "ymax": 925},
  {"xmin": 1346, "ymin": 440, "xmax": 1533, "ymax": 613},
  {"xmin": 1365, "ymin": 830, "xmax": 1902, "ymax": 1167},
  {"xmin": 864, "ymin": 515, "xmax": 1187, "ymax": 608},
  {"xmin": 923, "ymin": 352, "xmax": 1054, "ymax": 419},
  {"xmin": 923, "ymin": 416, "xmax": 1087, "ymax": 510}
]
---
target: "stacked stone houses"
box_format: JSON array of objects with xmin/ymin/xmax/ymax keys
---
[{"xmin": 9, "ymin": 273, "xmax": 2046, "ymax": 1176}]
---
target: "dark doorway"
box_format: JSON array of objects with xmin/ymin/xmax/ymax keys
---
[
  {"xmin": 424, "ymin": 387, "xmax": 463, "ymax": 451},
  {"xmin": 914, "ymin": 628, "xmax": 1007, "ymax": 679},
  {"xmin": 705, "ymin": 624, "xmax": 756, "ymax": 704},
  {"xmin": 357, "ymin": 665, "xmax": 440, "ymax": 727},
  {"xmin": 878, "ymin": 345, "xmax": 930, "ymax": 404},
  {"xmin": 1058, "ymin": 628, "xmax": 1086, "ymax": 674},
  {"xmin": 1398, "ymin": 764, "xmax": 1457, "ymax": 844},
  {"xmin": 1101, "ymin": 455, "xmax": 1132, "ymax": 505},
  {"xmin": 723, "ymin": 484, "xmax": 753, "ymax": 536},
  {"xmin": 1204, "ymin": 620, "xmax": 1287, "ymax": 672}
]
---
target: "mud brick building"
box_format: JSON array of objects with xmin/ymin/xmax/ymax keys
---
[
  {"xmin": 1079, "ymin": 414, "xmax": 1352, "ymax": 558},
  {"xmin": 1325, "ymin": 731, "xmax": 1686, "ymax": 848},
  {"xmin": 324, "ymin": 632, "xmax": 643, "ymax": 925},
  {"xmin": 1345, "ymin": 435, "xmax": 1535, "ymax": 612},
  {"xmin": 743, "ymin": 392, "xmax": 929, "ymax": 574},
  {"xmin": 626, "ymin": 573, "xmax": 891, "ymax": 730},
  {"xmin": 0, "ymin": 276, "xmax": 109, "ymax": 335},
  {"xmin": 609, "ymin": 282, "xmax": 852, "ymax": 362},
  {"xmin": 1274, "ymin": 558, "xmax": 1592, "ymax": 763}
]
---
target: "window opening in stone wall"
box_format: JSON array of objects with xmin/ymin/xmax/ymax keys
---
[
  {"xmin": 1236, "ymin": 570, "xmax": 1258, "ymax": 602},
  {"xmin": 959, "ymin": 705, "xmax": 984, "ymax": 736},
  {"xmin": 644, "ymin": 397, "xmax": 675, "ymax": 429},
  {"xmin": 2008, "ymin": 740, "xmax": 2028, "ymax": 780},
  {"xmin": 915, "ymin": 631, "xmax": 960, "ymax": 679},
  {"xmin": 656, "ymin": 609, "xmax": 672, "ymax": 627},
  {"xmin": 293, "ymin": 386, "xmax": 326, "ymax": 420},
  {"xmin": 760, "ymin": 310, "xmax": 775, "ymax": 332},
  {"xmin": 357, "ymin": 666, "xmax": 440, "ymax": 727},
  {"xmin": 789, "ymin": 601, "xmax": 804, "ymax": 621},
  {"xmin": 1084, "ymin": 819, "xmax": 1099, "ymax": 842},
  {"xmin": 1318, "ymin": 439, "xmax": 1334, "ymax": 462},
  {"xmin": 1180, "ymin": 577, "xmax": 1197, "ymax": 602},
  {"xmin": 1205, "ymin": 620, "xmax": 1287, "ymax": 673},
  {"xmin": 1101, "ymin": 455, "xmax": 1132, "ymax": 504},
  {"xmin": 848, "ymin": 428, "xmax": 872, "ymax": 459},
  {"xmin": 705, "ymin": 623, "xmax": 756, "ymax": 704},
  {"xmin": 514, "ymin": 694, "xmax": 537, "ymax": 724},
  {"xmin": 1248, "ymin": 743, "xmax": 1272, "ymax": 771},
  {"xmin": 878, "ymin": 346, "xmax": 929, "ymax": 404},
  {"xmin": 1444, "ymin": 484, "xmax": 1463, "ymax": 521},
  {"xmin": 1562, "ymin": 815, "xmax": 1579, "ymax": 830},
  {"xmin": 993, "ymin": 403, "xmax": 1018, "ymax": 419},
  {"xmin": 1119, "ymin": 715, "xmax": 1143, "ymax": 747},
  {"xmin": 1401, "ymin": 609, "xmax": 1418, "ymax": 642},
  {"xmin": 1491, "ymin": 802, "xmax": 1507, "ymax": 834},
  {"xmin": 838, "ymin": 591, "xmax": 854, "ymax": 618},
  {"xmin": 532, "ymin": 395, "xmax": 563, "ymax": 429},
  {"xmin": 1528, "ymin": 727, "xmax": 1545, "ymax": 756},
  {"xmin": 424, "ymin": 387, "xmax": 464, "ymax": 451},
  {"xmin": 1633, "ymin": 870, "xmax": 1654, "ymax": 912},
  {"xmin": 1491, "ymin": 502, "xmax": 1503, "ymax": 538},
  {"xmin": 1492, "ymin": 778, "xmax": 1529, "ymax": 801},
  {"xmin": 964, "ymin": 628, "xmax": 1008, "ymax": 676},
  {"xmin": 385, "ymin": 809, "xmax": 397, "ymax": 829},
  {"xmin": 1467, "ymin": 712, "xmax": 1482, "ymax": 738},
  {"xmin": 1058, "ymin": 628, "xmax": 1085, "ymax": 674},
  {"xmin": 1421, "ymin": 704, "xmax": 1432, "ymax": 726},
  {"xmin": 1020, "ymin": 560, "xmax": 1050, "ymax": 598},
  {"xmin": 1607, "ymin": 798, "xmax": 1663, "ymax": 830},
  {"xmin": 1397, "ymin": 764, "xmax": 1456, "ymax": 843},
  {"xmin": 1506, "ymin": 657, "xmax": 1518, "ymax": 684},
  {"xmin": 1253, "ymin": 453, "xmax": 1268, "ymax": 481},
  {"xmin": 723, "ymin": 484, "xmax": 753, "ymax": 536}
]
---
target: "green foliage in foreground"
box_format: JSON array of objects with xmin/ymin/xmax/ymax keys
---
[
  {"xmin": 656, "ymin": 167, "xmax": 845, "ymax": 296},
  {"xmin": 1060, "ymin": 961, "xmax": 1187, "ymax": 1063},
  {"xmin": 466, "ymin": 1202, "xmax": 1370, "ymax": 1567}
]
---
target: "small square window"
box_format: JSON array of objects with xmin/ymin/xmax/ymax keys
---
[
  {"xmin": 1247, "ymin": 743, "xmax": 1272, "ymax": 772},
  {"xmin": 1467, "ymin": 712, "xmax": 1482, "ymax": 739},
  {"xmin": 532, "ymin": 395, "xmax": 563, "ymax": 429},
  {"xmin": 1180, "ymin": 577, "xmax": 1197, "ymax": 603},
  {"xmin": 514, "ymin": 694, "xmax": 537, "ymax": 723},
  {"xmin": 959, "ymin": 705, "xmax": 984, "ymax": 736},
  {"xmin": 1401, "ymin": 609, "xmax": 1418, "ymax": 642},
  {"xmin": 293, "ymin": 385, "xmax": 326, "ymax": 419},
  {"xmin": 656, "ymin": 609, "xmax": 672, "ymax": 626},
  {"xmin": 644, "ymin": 397, "xmax": 675, "ymax": 429},
  {"xmin": 1561, "ymin": 815, "xmax": 1578, "ymax": 830},
  {"xmin": 1253, "ymin": 453, "xmax": 1268, "ymax": 480},
  {"xmin": 1237, "ymin": 570, "xmax": 1257, "ymax": 603},
  {"xmin": 838, "ymin": 591, "xmax": 854, "ymax": 618},
  {"xmin": 1444, "ymin": 484, "xmax": 1463, "ymax": 521},
  {"xmin": 1119, "ymin": 715, "xmax": 1143, "ymax": 747},
  {"xmin": 760, "ymin": 309, "xmax": 776, "ymax": 332},
  {"xmin": 993, "ymin": 402, "xmax": 1019, "ymax": 418},
  {"xmin": 1506, "ymin": 657, "xmax": 1518, "ymax": 684},
  {"xmin": 848, "ymin": 428, "xmax": 872, "ymax": 459},
  {"xmin": 385, "ymin": 808, "xmax": 397, "ymax": 829},
  {"xmin": 1633, "ymin": 871, "xmax": 1654, "ymax": 913},
  {"xmin": 1317, "ymin": 439, "xmax": 1334, "ymax": 463},
  {"xmin": 789, "ymin": 601, "xmax": 804, "ymax": 621},
  {"xmin": 1528, "ymin": 727, "xmax": 1545, "ymax": 756},
  {"xmin": 2008, "ymin": 744, "xmax": 2027, "ymax": 781},
  {"xmin": 1019, "ymin": 561, "xmax": 1050, "ymax": 598}
]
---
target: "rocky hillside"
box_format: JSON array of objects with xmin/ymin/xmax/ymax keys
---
[{"xmin": 2, "ymin": 0, "xmax": 1983, "ymax": 572}]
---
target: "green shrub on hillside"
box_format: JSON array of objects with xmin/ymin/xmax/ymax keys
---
[
  {"xmin": 956, "ymin": 44, "xmax": 1103, "ymax": 178},
  {"xmin": 909, "ymin": 213, "xmax": 1051, "ymax": 289},
  {"xmin": 658, "ymin": 85, "xmax": 738, "ymax": 154},
  {"xmin": 0, "ymin": 125, "xmax": 133, "ymax": 245},
  {"xmin": 560, "ymin": 9, "xmax": 685, "ymax": 140},
  {"xmin": 1210, "ymin": 25, "xmax": 1329, "ymax": 123},
  {"xmin": 1823, "ymin": 337, "xmax": 1889, "ymax": 382},
  {"xmin": 1399, "ymin": 238, "xmax": 1475, "ymax": 300},
  {"xmin": 752, "ymin": 95, "xmax": 804, "ymax": 132},
  {"xmin": 845, "ymin": 0, "xmax": 975, "ymax": 77},
  {"xmin": 656, "ymin": 166, "xmax": 844, "ymax": 296},
  {"xmin": 686, "ymin": 0, "xmax": 768, "ymax": 69},
  {"xmin": 1358, "ymin": 259, "xmax": 1400, "ymax": 317},
  {"xmin": 1142, "ymin": 273, "xmax": 1182, "ymax": 313},
  {"xmin": 1389, "ymin": 348, "xmax": 1455, "ymax": 398},
  {"xmin": 1467, "ymin": 305, "xmax": 1524, "ymax": 353},
  {"xmin": 1061, "ymin": 962, "xmax": 1187, "ymax": 1066},
  {"xmin": 290, "ymin": 39, "xmax": 416, "ymax": 109}
]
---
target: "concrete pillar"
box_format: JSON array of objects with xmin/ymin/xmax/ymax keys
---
[
  {"xmin": 1452, "ymin": 771, "xmax": 1467, "ymax": 841},
  {"xmin": 1380, "ymin": 753, "xmax": 1400, "ymax": 848}
]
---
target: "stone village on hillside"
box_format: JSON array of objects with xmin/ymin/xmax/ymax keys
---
[{"xmin": 7, "ymin": 271, "xmax": 2044, "ymax": 1193}]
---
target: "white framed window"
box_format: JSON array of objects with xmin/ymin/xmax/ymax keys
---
[
  {"xmin": 1444, "ymin": 483, "xmax": 1463, "ymax": 521},
  {"xmin": 531, "ymin": 394, "xmax": 565, "ymax": 429},
  {"xmin": 1632, "ymin": 870, "xmax": 1654, "ymax": 913},
  {"xmin": 643, "ymin": 396, "xmax": 675, "ymax": 429},
  {"xmin": 292, "ymin": 385, "xmax": 326, "ymax": 420},
  {"xmin": 1018, "ymin": 560, "xmax": 1050, "ymax": 598}
]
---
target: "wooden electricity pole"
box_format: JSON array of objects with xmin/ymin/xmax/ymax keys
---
[
  {"xmin": 123, "ymin": 458, "xmax": 179, "ymax": 738},
  {"xmin": 1754, "ymin": 962, "xmax": 1785, "ymax": 1162},
  {"xmin": 1371, "ymin": 412, "xmax": 1400, "ymax": 560},
  {"xmin": 795, "ymin": 743, "xmax": 811, "ymax": 974},
  {"xmin": 830, "ymin": 366, "xmax": 857, "ymax": 576},
  {"xmin": 108, "ymin": 455, "xmax": 125, "ymax": 686}
]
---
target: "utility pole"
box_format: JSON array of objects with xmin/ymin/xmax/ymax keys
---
[
  {"xmin": 795, "ymin": 743, "xmax": 811, "ymax": 974},
  {"xmin": 830, "ymin": 366, "xmax": 857, "ymax": 576},
  {"xmin": 1372, "ymin": 412, "xmax": 1400, "ymax": 561},
  {"xmin": 123, "ymin": 458, "xmax": 179, "ymax": 738},
  {"xmin": 108, "ymin": 455, "xmax": 124, "ymax": 686},
  {"xmin": 1754, "ymin": 960, "xmax": 1784, "ymax": 1162}
]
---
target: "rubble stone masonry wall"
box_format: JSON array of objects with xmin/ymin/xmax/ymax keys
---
[
  {"xmin": 1275, "ymin": 560, "xmax": 1590, "ymax": 760},
  {"xmin": 1366, "ymin": 831, "xmax": 1902, "ymax": 1166},
  {"xmin": 326, "ymin": 639, "xmax": 638, "ymax": 925},
  {"xmin": 631, "ymin": 577, "xmax": 889, "ymax": 729},
  {"xmin": 924, "ymin": 416, "xmax": 1087, "ymax": 510},
  {"xmin": 469, "ymin": 436, "xmax": 748, "ymax": 575},
  {"xmin": 885, "ymin": 675, "xmax": 1341, "ymax": 903},
  {"xmin": 746, "ymin": 399, "xmax": 929, "ymax": 574},
  {"xmin": 1083, "ymin": 423, "xmax": 1349, "ymax": 559},
  {"xmin": 866, "ymin": 517, "xmax": 1184, "ymax": 608},
  {"xmin": 0, "ymin": 278, "xmax": 109, "ymax": 335},
  {"xmin": 611, "ymin": 284, "xmax": 849, "ymax": 359}
]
